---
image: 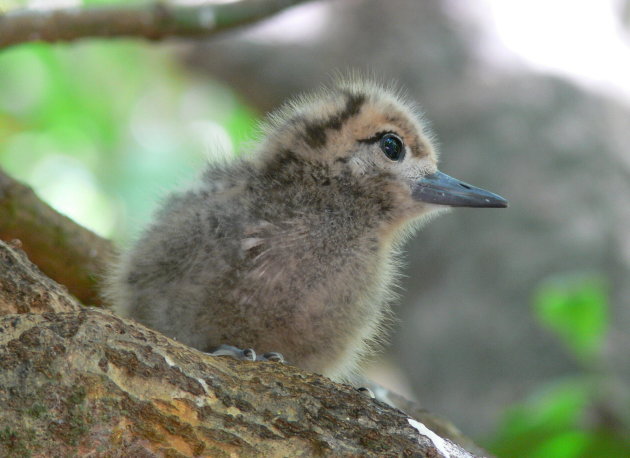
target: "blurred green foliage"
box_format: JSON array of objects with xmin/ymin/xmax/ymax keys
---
[
  {"xmin": 0, "ymin": 39, "xmax": 258, "ymax": 241},
  {"xmin": 487, "ymin": 275, "xmax": 630, "ymax": 458},
  {"xmin": 534, "ymin": 276, "xmax": 608, "ymax": 363}
]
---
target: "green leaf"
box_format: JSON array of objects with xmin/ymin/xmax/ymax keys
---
[
  {"xmin": 529, "ymin": 430, "xmax": 590, "ymax": 458},
  {"xmin": 498, "ymin": 379, "xmax": 590, "ymax": 435},
  {"xmin": 488, "ymin": 379, "xmax": 592, "ymax": 458},
  {"xmin": 533, "ymin": 274, "xmax": 608, "ymax": 362}
]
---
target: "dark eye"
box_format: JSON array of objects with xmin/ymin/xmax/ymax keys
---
[{"xmin": 380, "ymin": 133, "xmax": 404, "ymax": 161}]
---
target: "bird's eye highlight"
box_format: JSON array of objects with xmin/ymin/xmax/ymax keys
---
[{"xmin": 380, "ymin": 134, "xmax": 404, "ymax": 161}]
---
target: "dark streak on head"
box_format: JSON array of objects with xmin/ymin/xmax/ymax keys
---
[
  {"xmin": 303, "ymin": 124, "xmax": 327, "ymax": 149},
  {"xmin": 357, "ymin": 130, "xmax": 398, "ymax": 145},
  {"xmin": 303, "ymin": 93, "xmax": 366, "ymax": 149},
  {"xmin": 262, "ymin": 148, "xmax": 333, "ymax": 187},
  {"xmin": 263, "ymin": 148, "xmax": 301, "ymax": 179}
]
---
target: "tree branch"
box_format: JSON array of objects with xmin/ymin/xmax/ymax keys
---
[
  {"xmin": 0, "ymin": 239, "xmax": 479, "ymax": 457},
  {"xmin": 0, "ymin": 168, "xmax": 113, "ymax": 306},
  {"xmin": 0, "ymin": 0, "xmax": 312, "ymax": 50}
]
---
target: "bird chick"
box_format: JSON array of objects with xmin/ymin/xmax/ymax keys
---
[{"xmin": 105, "ymin": 80, "xmax": 506, "ymax": 381}]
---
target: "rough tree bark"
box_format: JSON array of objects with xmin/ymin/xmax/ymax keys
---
[{"xmin": 0, "ymin": 239, "xmax": 481, "ymax": 457}]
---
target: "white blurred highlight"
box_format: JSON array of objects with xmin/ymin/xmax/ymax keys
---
[
  {"xmin": 477, "ymin": 0, "xmax": 630, "ymax": 102},
  {"xmin": 27, "ymin": 0, "xmax": 79, "ymax": 10},
  {"xmin": 241, "ymin": 1, "xmax": 330, "ymax": 44}
]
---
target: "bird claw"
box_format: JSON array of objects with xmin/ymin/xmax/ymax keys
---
[
  {"xmin": 209, "ymin": 344, "xmax": 256, "ymax": 361},
  {"xmin": 356, "ymin": 386, "xmax": 375, "ymax": 398},
  {"xmin": 209, "ymin": 344, "xmax": 284, "ymax": 364},
  {"xmin": 242, "ymin": 348, "xmax": 257, "ymax": 361},
  {"xmin": 260, "ymin": 352, "xmax": 285, "ymax": 363}
]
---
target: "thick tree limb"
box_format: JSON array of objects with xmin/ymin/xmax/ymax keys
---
[
  {"xmin": 0, "ymin": 239, "xmax": 479, "ymax": 457},
  {"xmin": 0, "ymin": 310, "xmax": 476, "ymax": 457},
  {"xmin": 0, "ymin": 0, "xmax": 311, "ymax": 50},
  {"xmin": 0, "ymin": 168, "xmax": 113, "ymax": 306}
]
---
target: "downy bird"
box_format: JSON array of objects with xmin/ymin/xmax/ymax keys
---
[{"xmin": 105, "ymin": 79, "xmax": 507, "ymax": 381}]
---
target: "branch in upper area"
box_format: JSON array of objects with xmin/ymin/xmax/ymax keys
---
[
  {"xmin": 0, "ymin": 0, "xmax": 312, "ymax": 50},
  {"xmin": 0, "ymin": 167, "xmax": 114, "ymax": 306}
]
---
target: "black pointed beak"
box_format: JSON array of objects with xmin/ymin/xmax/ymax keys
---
[{"xmin": 412, "ymin": 171, "xmax": 508, "ymax": 208}]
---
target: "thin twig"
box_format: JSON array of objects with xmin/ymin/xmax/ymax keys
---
[{"xmin": 0, "ymin": 0, "xmax": 312, "ymax": 50}]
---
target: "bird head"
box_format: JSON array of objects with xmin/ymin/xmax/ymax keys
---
[{"xmin": 255, "ymin": 79, "xmax": 506, "ymax": 228}]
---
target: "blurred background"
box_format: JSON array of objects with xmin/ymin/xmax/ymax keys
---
[{"xmin": 1, "ymin": 0, "xmax": 629, "ymax": 455}]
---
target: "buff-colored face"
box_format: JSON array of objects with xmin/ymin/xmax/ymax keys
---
[
  {"xmin": 331, "ymin": 94, "xmax": 439, "ymax": 196},
  {"xmin": 261, "ymin": 83, "xmax": 507, "ymax": 218}
]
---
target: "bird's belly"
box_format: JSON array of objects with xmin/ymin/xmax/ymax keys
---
[{"xmin": 216, "ymin": 257, "xmax": 390, "ymax": 380}]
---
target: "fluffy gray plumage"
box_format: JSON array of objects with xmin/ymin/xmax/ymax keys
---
[{"xmin": 105, "ymin": 79, "xmax": 456, "ymax": 381}]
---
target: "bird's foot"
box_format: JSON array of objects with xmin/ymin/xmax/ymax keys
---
[
  {"xmin": 356, "ymin": 386, "xmax": 376, "ymax": 398},
  {"xmin": 209, "ymin": 344, "xmax": 285, "ymax": 363}
]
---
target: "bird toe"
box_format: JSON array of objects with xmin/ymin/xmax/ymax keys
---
[{"xmin": 260, "ymin": 352, "xmax": 285, "ymax": 363}]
